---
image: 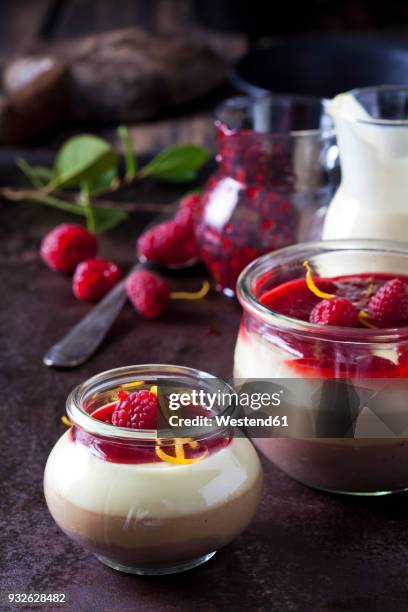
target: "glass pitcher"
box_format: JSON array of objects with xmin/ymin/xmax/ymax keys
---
[
  {"xmin": 323, "ymin": 85, "xmax": 408, "ymax": 242},
  {"xmin": 195, "ymin": 95, "xmax": 338, "ymax": 296}
]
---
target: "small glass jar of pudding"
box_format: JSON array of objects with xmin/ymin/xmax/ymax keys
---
[
  {"xmin": 235, "ymin": 240, "xmax": 408, "ymax": 496},
  {"xmin": 44, "ymin": 365, "xmax": 263, "ymax": 575}
]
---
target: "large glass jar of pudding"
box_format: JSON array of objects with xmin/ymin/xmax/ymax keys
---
[
  {"xmin": 323, "ymin": 86, "xmax": 408, "ymax": 242},
  {"xmin": 195, "ymin": 95, "xmax": 338, "ymax": 296},
  {"xmin": 44, "ymin": 365, "xmax": 263, "ymax": 575},
  {"xmin": 234, "ymin": 240, "xmax": 408, "ymax": 496}
]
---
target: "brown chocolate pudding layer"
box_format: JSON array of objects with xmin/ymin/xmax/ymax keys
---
[
  {"xmin": 254, "ymin": 438, "xmax": 408, "ymax": 493},
  {"xmin": 45, "ymin": 473, "xmax": 263, "ymax": 568}
]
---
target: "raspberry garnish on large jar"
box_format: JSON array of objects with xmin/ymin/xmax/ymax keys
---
[{"xmin": 195, "ymin": 95, "xmax": 338, "ymax": 296}]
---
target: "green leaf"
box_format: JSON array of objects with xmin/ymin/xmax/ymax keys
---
[
  {"xmin": 91, "ymin": 206, "xmax": 128, "ymax": 233},
  {"xmin": 16, "ymin": 158, "xmax": 54, "ymax": 188},
  {"xmin": 117, "ymin": 125, "xmax": 137, "ymax": 181},
  {"xmin": 53, "ymin": 135, "xmax": 118, "ymax": 189},
  {"xmin": 140, "ymin": 144, "xmax": 210, "ymax": 182},
  {"xmin": 87, "ymin": 167, "xmax": 118, "ymax": 196}
]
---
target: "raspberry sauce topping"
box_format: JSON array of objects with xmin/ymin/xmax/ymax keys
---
[
  {"xmin": 255, "ymin": 271, "xmax": 408, "ymax": 378},
  {"xmin": 70, "ymin": 388, "xmax": 231, "ymax": 464},
  {"xmin": 261, "ymin": 273, "xmax": 408, "ymax": 328}
]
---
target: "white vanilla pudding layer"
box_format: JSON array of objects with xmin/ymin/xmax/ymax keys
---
[
  {"xmin": 234, "ymin": 329, "xmax": 408, "ymax": 493},
  {"xmin": 44, "ymin": 431, "xmax": 261, "ymax": 518}
]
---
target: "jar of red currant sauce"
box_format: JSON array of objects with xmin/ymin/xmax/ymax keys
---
[{"xmin": 195, "ymin": 95, "xmax": 338, "ymax": 296}]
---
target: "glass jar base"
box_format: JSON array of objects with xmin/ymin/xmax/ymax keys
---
[
  {"xmin": 308, "ymin": 484, "xmax": 408, "ymax": 497},
  {"xmin": 95, "ymin": 551, "xmax": 217, "ymax": 575}
]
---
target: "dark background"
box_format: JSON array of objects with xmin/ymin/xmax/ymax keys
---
[
  {"xmin": 2, "ymin": 0, "xmax": 408, "ymax": 51},
  {"xmin": 2, "ymin": 3, "xmax": 408, "ymax": 612}
]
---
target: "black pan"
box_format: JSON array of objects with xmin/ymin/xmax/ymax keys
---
[{"xmin": 231, "ymin": 34, "xmax": 408, "ymax": 98}]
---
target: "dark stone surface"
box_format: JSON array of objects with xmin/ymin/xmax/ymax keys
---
[{"xmin": 2, "ymin": 200, "xmax": 408, "ymax": 612}]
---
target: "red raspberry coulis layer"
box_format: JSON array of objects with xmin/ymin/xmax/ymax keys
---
[
  {"xmin": 257, "ymin": 273, "xmax": 408, "ymax": 378},
  {"xmin": 260, "ymin": 274, "xmax": 408, "ymax": 323},
  {"xmin": 70, "ymin": 401, "xmax": 231, "ymax": 464}
]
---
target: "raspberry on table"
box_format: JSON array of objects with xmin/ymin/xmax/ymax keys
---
[
  {"xmin": 177, "ymin": 193, "xmax": 201, "ymax": 218},
  {"xmin": 73, "ymin": 258, "xmax": 122, "ymax": 302},
  {"xmin": 137, "ymin": 193, "xmax": 200, "ymax": 267},
  {"xmin": 309, "ymin": 297, "xmax": 359, "ymax": 327},
  {"xmin": 367, "ymin": 278, "xmax": 408, "ymax": 324},
  {"xmin": 126, "ymin": 269, "xmax": 171, "ymax": 319},
  {"xmin": 112, "ymin": 390, "xmax": 158, "ymax": 429},
  {"xmin": 40, "ymin": 223, "xmax": 97, "ymax": 273}
]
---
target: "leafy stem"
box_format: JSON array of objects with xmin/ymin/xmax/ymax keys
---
[
  {"xmin": 79, "ymin": 183, "xmax": 95, "ymax": 232},
  {"xmin": 0, "ymin": 187, "xmax": 85, "ymax": 216},
  {"xmin": 117, "ymin": 125, "xmax": 137, "ymax": 181},
  {"xmin": 1, "ymin": 127, "xmax": 210, "ymax": 233}
]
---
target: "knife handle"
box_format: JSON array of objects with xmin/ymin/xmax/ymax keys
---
[{"xmin": 43, "ymin": 278, "xmax": 128, "ymax": 367}]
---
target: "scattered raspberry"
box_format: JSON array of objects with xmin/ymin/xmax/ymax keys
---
[
  {"xmin": 367, "ymin": 278, "xmax": 408, "ymax": 324},
  {"xmin": 112, "ymin": 390, "xmax": 158, "ymax": 429},
  {"xmin": 40, "ymin": 224, "xmax": 97, "ymax": 273},
  {"xmin": 177, "ymin": 193, "xmax": 201, "ymax": 218},
  {"xmin": 137, "ymin": 193, "xmax": 200, "ymax": 267},
  {"xmin": 73, "ymin": 258, "xmax": 122, "ymax": 302},
  {"xmin": 309, "ymin": 297, "xmax": 358, "ymax": 327},
  {"xmin": 126, "ymin": 269, "xmax": 171, "ymax": 319}
]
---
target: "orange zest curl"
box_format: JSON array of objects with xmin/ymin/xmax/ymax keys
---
[
  {"xmin": 358, "ymin": 310, "xmax": 378, "ymax": 329},
  {"xmin": 121, "ymin": 381, "xmax": 144, "ymax": 391},
  {"xmin": 170, "ymin": 280, "xmax": 210, "ymax": 301},
  {"xmin": 303, "ymin": 261, "xmax": 335, "ymax": 300},
  {"xmin": 155, "ymin": 437, "xmax": 208, "ymax": 465}
]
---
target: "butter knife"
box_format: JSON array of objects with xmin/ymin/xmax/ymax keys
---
[{"xmin": 43, "ymin": 265, "xmax": 139, "ymax": 368}]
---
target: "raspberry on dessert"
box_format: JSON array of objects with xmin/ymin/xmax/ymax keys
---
[
  {"xmin": 40, "ymin": 224, "xmax": 97, "ymax": 273},
  {"xmin": 73, "ymin": 258, "xmax": 122, "ymax": 302},
  {"xmin": 309, "ymin": 297, "xmax": 359, "ymax": 327},
  {"xmin": 367, "ymin": 278, "xmax": 408, "ymax": 324},
  {"xmin": 112, "ymin": 390, "xmax": 158, "ymax": 429},
  {"xmin": 137, "ymin": 193, "xmax": 200, "ymax": 267},
  {"xmin": 126, "ymin": 269, "xmax": 171, "ymax": 319}
]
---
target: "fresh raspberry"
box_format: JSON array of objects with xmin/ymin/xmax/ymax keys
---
[
  {"xmin": 40, "ymin": 224, "xmax": 97, "ymax": 273},
  {"xmin": 137, "ymin": 194, "xmax": 200, "ymax": 267},
  {"xmin": 309, "ymin": 297, "xmax": 358, "ymax": 327},
  {"xmin": 177, "ymin": 193, "xmax": 201, "ymax": 218},
  {"xmin": 73, "ymin": 258, "xmax": 122, "ymax": 302},
  {"xmin": 367, "ymin": 278, "xmax": 408, "ymax": 324},
  {"xmin": 126, "ymin": 269, "xmax": 171, "ymax": 319},
  {"xmin": 111, "ymin": 390, "xmax": 158, "ymax": 429}
]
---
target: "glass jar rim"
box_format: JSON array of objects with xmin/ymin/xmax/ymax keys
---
[
  {"xmin": 333, "ymin": 85, "xmax": 408, "ymax": 126},
  {"xmin": 214, "ymin": 94, "xmax": 335, "ymax": 139},
  {"xmin": 236, "ymin": 239, "xmax": 408, "ymax": 343},
  {"xmin": 66, "ymin": 364, "xmax": 237, "ymax": 441}
]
